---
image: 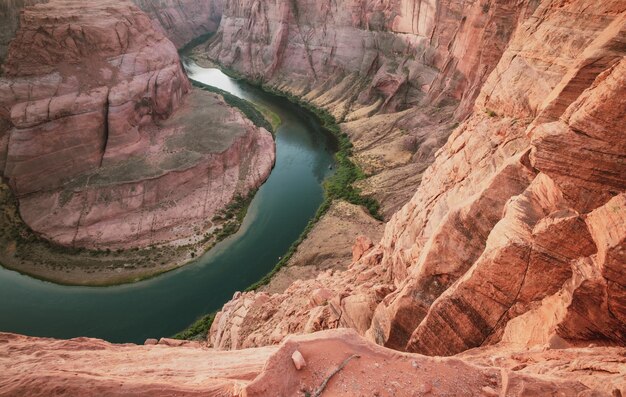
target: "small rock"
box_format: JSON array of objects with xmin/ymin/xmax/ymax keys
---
[
  {"xmin": 419, "ymin": 381, "xmax": 432, "ymax": 393},
  {"xmin": 158, "ymin": 338, "xmax": 186, "ymax": 347},
  {"xmin": 291, "ymin": 350, "xmax": 306, "ymax": 370},
  {"xmin": 411, "ymin": 360, "xmax": 419, "ymax": 369},
  {"xmin": 481, "ymin": 386, "xmax": 498, "ymax": 396},
  {"xmin": 144, "ymin": 338, "xmax": 158, "ymax": 345}
]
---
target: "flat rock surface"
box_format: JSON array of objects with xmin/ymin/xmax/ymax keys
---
[{"xmin": 2, "ymin": 329, "xmax": 623, "ymax": 396}]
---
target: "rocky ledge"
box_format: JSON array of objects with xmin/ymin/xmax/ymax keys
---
[
  {"xmin": 0, "ymin": 0, "xmax": 274, "ymax": 255},
  {"xmin": 1, "ymin": 329, "xmax": 623, "ymax": 396}
]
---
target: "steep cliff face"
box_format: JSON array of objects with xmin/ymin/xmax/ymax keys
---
[
  {"xmin": 0, "ymin": 0, "xmax": 48, "ymax": 66},
  {"xmin": 207, "ymin": 0, "xmax": 626, "ymax": 357},
  {"xmin": 203, "ymin": 0, "xmax": 539, "ymax": 216},
  {"xmin": 133, "ymin": 0, "xmax": 223, "ymax": 48},
  {"xmin": 0, "ymin": 0, "xmax": 222, "ymax": 67},
  {"xmin": 0, "ymin": 0, "xmax": 274, "ymax": 250},
  {"xmin": 2, "ymin": 330, "xmax": 624, "ymax": 396}
]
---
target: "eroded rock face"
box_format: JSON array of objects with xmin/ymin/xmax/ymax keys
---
[
  {"xmin": 0, "ymin": 0, "xmax": 223, "ymax": 67},
  {"xmin": 207, "ymin": 0, "xmax": 625, "ymax": 356},
  {"xmin": 201, "ymin": 0, "xmax": 538, "ymax": 217},
  {"xmin": 133, "ymin": 0, "xmax": 223, "ymax": 48},
  {"xmin": 2, "ymin": 330, "xmax": 623, "ymax": 397},
  {"xmin": 0, "ymin": 0, "xmax": 274, "ymax": 249}
]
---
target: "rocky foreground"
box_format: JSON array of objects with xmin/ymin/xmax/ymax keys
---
[
  {"xmin": 0, "ymin": 0, "xmax": 274, "ymax": 253},
  {"xmin": 1, "ymin": 329, "xmax": 624, "ymax": 396}
]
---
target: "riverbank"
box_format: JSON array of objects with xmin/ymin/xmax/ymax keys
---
[
  {"xmin": 0, "ymin": 87, "xmax": 275, "ymax": 287},
  {"xmin": 0, "ymin": 178, "xmax": 259, "ymax": 286},
  {"xmin": 187, "ymin": 53, "xmax": 382, "ymax": 291},
  {"xmin": 170, "ymin": 50, "xmax": 384, "ymax": 339}
]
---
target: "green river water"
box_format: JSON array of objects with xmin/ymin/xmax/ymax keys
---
[{"xmin": 0, "ymin": 61, "xmax": 336, "ymax": 343}]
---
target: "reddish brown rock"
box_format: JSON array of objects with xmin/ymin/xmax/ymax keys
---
[
  {"xmin": 133, "ymin": 0, "xmax": 222, "ymax": 48},
  {"xmin": 206, "ymin": 0, "xmax": 625, "ymax": 360},
  {"xmin": 352, "ymin": 235, "xmax": 374, "ymax": 263},
  {"xmin": 2, "ymin": 330, "xmax": 623, "ymax": 396},
  {"xmin": 0, "ymin": 0, "xmax": 274, "ymax": 250},
  {"xmin": 1, "ymin": 0, "xmax": 222, "ymax": 66},
  {"xmin": 200, "ymin": 0, "xmax": 539, "ymax": 218}
]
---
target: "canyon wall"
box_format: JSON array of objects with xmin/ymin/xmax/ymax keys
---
[
  {"xmin": 0, "ymin": 0, "xmax": 48, "ymax": 66},
  {"xmin": 0, "ymin": 0, "xmax": 222, "ymax": 67},
  {"xmin": 203, "ymin": 0, "xmax": 540, "ymax": 216},
  {"xmin": 0, "ymin": 0, "xmax": 274, "ymax": 249},
  {"xmin": 207, "ymin": 0, "xmax": 626, "ymax": 357},
  {"xmin": 133, "ymin": 0, "xmax": 223, "ymax": 48}
]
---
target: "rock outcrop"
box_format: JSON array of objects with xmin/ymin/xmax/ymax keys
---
[
  {"xmin": 1, "ymin": 0, "xmax": 223, "ymax": 67},
  {"xmin": 2, "ymin": 329, "xmax": 623, "ymax": 397},
  {"xmin": 206, "ymin": 0, "xmax": 626, "ymax": 358},
  {"xmin": 133, "ymin": 0, "xmax": 223, "ymax": 48},
  {"xmin": 0, "ymin": 0, "xmax": 274, "ymax": 250},
  {"xmin": 0, "ymin": 0, "xmax": 48, "ymax": 66}
]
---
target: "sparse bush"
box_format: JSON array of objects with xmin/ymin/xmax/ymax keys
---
[
  {"xmin": 402, "ymin": 135, "xmax": 420, "ymax": 154},
  {"xmin": 172, "ymin": 312, "xmax": 216, "ymax": 340}
]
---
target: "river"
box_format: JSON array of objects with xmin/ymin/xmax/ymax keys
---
[{"xmin": 0, "ymin": 61, "xmax": 336, "ymax": 343}]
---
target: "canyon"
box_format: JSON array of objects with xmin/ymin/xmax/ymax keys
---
[
  {"xmin": 0, "ymin": 0, "xmax": 625, "ymax": 395},
  {"xmin": 0, "ymin": 0, "xmax": 223, "ymax": 64},
  {"xmin": 0, "ymin": 0, "xmax": 274, "ymax": 283},
  {"xmin": 206, "ymin": 0, "xmax": 626, "ymax": 357}
]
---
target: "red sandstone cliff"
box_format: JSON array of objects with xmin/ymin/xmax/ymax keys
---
[
  {"xmin": 1, "ymin": 0, "xmax": 223, "ymax": 66},
  {"xmin": 206, "ymin": 0, "xmax": 626, "ymax": 360},
  {"xmin": 0, "ymin": 0, "xmax": 274, "ymax": 250},
  {"xmin": 133, "ymin": 0, "xmax": 222, "ymax": 48},
  {"xmin": 202, "ymin": 0, "xmax": 540, "ymax": 217}
]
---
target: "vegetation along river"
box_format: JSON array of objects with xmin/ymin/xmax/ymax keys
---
[{"xmin": 0, "ymin": 61, "xmax": 336, "ymax": 343}]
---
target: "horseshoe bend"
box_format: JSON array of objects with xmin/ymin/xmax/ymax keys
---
[{"xmin": 0, "ymin": 0, "xmax": 624, "ymax": 396}]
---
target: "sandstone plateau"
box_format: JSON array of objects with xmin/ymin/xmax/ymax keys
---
[{"xmin": 0, "ymin": 0, "xmax": 274, "ymax": 252}]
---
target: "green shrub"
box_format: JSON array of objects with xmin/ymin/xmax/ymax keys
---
[
  {"xmin": 172, "ymin": 312, "xmax": 216, "ymax": 340},
  {"xmin": 190, "ymin": 80, "xmax": 274, "ymax": 134},
  {"xmin": 243, "ymin": 83, "xmax": 383, "ymax": 292}
]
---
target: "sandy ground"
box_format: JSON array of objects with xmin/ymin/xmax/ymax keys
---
[{"xmin": 260, "ymin": 200, "xmax": 384, "ymax": 294}]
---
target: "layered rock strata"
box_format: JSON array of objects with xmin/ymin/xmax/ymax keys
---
[
  {"xmin": 0, "ymin": 0, "xmax": 48, "ymax": 66},
  {"xmin": 0, "ymin": 0, "xmax": 223, "ymax": 66},
  {"xmin": 133, "ymin": 0, "xmax": 223, "ymax": 48},
  {"xmin": 1, "ymin": 329, "xmax": 623, "ymax": 397},
  {"xmin": 202, "ymin": 0, "xmax": 540, "ymax": 217},
  {"xmin": 0, "ymin": 0, "xmax": 274, "ymax": 249},
  {"xmin": 207, "ymin": 0, "xmax": 626, "ymax": 357}
]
